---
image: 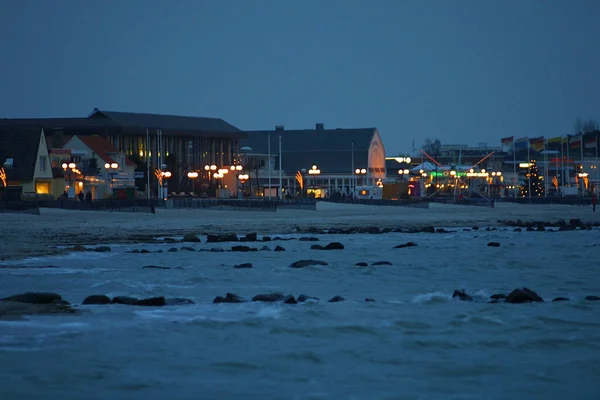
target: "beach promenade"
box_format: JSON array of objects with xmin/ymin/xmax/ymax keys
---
[{"xmin": 1, "ymin": 201, "xmax": 599, "ymax": 261}]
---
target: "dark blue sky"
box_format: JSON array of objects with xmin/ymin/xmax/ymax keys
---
[{"xmin": 1, "ymin": 0, "xmax": 599, "ymax": 154}]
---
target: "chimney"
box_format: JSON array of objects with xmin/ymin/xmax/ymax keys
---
[
  {"xmin": 316, "ymin": 123, "xmax": 324, "ymax": 130},
  {"xmin": 52, "ymin": 129, "xmax": 64, "ymax": 148},
  {"xmin": 275, "ymin": 125, "xmax": 284, "ymax": 131}
]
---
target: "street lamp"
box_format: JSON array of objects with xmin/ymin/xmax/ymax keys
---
[
  {"xmin": 187, "ymin": 171, "xmax": 199, "ymax": 193},
  {"xmin": 355, "ymin": 168, "xmax": 367, "ymax": 186},
  {"xmin": 308, "ymin": 165, "xmax": 321, "ymax": 195},
  {"xmin": 398, "ymin": 169, "xmax": 410, "ymax": 182},
  {"xmin": 104, "ymin": 162, "xmax": 119, "ymax": 185},
  {"xmin": 62, "ymin": 161, "xmax": 81, "ymax": 198},
  {"xmin": 238, "ymin": 173, "xmax": 249, "ymax": 196}
]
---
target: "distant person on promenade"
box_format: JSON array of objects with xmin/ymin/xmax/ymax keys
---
[{"xmin": 592, "ymin": 193, "xmax": 597, "ymax": 212}]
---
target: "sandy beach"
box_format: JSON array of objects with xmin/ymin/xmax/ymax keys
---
[{"xmin": 1, "ymin": 201, "xmax": 599, "ymax": 261}]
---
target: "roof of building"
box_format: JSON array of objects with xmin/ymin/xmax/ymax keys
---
[
  {"xmin": 88, "ymin": 109, "xmax": 243, "ymax": 134},
  {"xmin": 0, "ymin": 109, "xmax": 245, "ymax": 138},
  {"xmin": 0, "ymin": 127, "xmax": 42, "ymax": 182},
  {"xmin": 240, "ymin": 126, "xmax": 377, "ymax": 174},
  {"xmin": 77, "ymin": 135, "xmax": 136, "ymax": 166}
]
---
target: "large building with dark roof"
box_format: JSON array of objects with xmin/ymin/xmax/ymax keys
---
[
  {"xmin": 0, "ymin": 109, "xmax": 246, "ymax": 195},
  {"xmin": 239, "ymin": 123, "xmax": 386, "ymax": 197}
]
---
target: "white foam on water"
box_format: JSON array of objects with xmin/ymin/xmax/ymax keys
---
[{"xmin": 411, "ymin": 291, "xmax": 451, "ymax": 303}]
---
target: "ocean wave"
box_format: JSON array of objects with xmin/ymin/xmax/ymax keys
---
[{"xmin": 411, "ymin": 292, "xmax": 451, "ymax": 304}]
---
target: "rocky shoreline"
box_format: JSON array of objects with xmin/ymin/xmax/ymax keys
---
[{"xmin": 2, "ymin": 287, "xmax": 599, "ymax": 320}]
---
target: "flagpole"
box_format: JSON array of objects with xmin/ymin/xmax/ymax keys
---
[
  {"xmin": 560, "ymin": 138, "xmax": 564, "ymax": 196},
  {"xmin": 544, "ymin": 138, "xmax": 548, "ymax": 197},
  {"xmin": 146, "ymin": 128, "xmax": 150, "ymax": 200},
  {"xmin": 278, "ymin": 135, "xmax": 282, "ymax": 200},
  {"xmin": 528, "ymin": 140, "xmax": 531, "ymax": 201},
  {"xmin": 268, "ymin": 135, "xmax": 271, "ymax": 200},
  {"xmin": 512, "ymin": 139, "xmax": 516, "ymax": 198},
  {"xmin": 351, "ymin": 141, "xmax": 355, "ymax": 197}
]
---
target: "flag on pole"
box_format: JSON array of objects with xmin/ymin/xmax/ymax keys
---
[
  {"xmin": 515, "ymin": 137, "xmax": 528, "ymax": 150},
  {"xmin": 569, "ymin": 135, "xmax": 582, "ymax": 149},
  {"xmin": 546, "ymin": 136, "xmax": 564, "ymax": 150},
  {"xmin": 529, "ymin": 136, "xmax": 545, "ymax": 152},
  {"xmin": 584, "ymin": 134, "xmax": 597, "ymax": 149},
  {"xmin": 501, "ymin": 136, "xmax": 514, "ymax": 152}
]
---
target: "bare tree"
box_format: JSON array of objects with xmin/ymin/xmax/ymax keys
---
[
  {"xmin": 421, "ymin": 138, "xmax": 442, "ymax": 156},
  {"xmin": 574, "ymin": 117, "xmax": 599, "ymax": 134}
]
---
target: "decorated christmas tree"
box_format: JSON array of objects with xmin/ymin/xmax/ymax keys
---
[{"xmin": 524, "ymin": 161, "xmax": 543, "ymax": 197}]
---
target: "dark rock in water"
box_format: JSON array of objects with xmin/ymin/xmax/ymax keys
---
[
  {"xmin": 167, "ymin": 247, "xmax": 179, "ymax": 252},
  {"xmin": 421, "ymin": 226, "xmax": 435, "ymax": 233},
  {"xmin": 472, "ymin": 226, "xmax": 479, "ymax": 230},
  {"xmin": 487, "ymin": 242, "xmax": 501, "ymax": 247},
  {"xmin": 310, "ymin": 244, "xmax": 324, "ymax": 250},
  {"xmin": 365, "ymin": 298, "xmax": 376, "ymax": 302},
  {"xmin": 245, "ymin": 232, "xmax": 257, "ymax": 242},
  {"xmin": 262, "ymin": 236, "xmax": 272, "ymax": 242},
  {"xmin": 299, "ymin": 237, "xmax": 319, "ymax": 242},
  {"xmin": 514, "ymin": 228, "xmax": 522, "ymax": 232},
  {"xmin": 182, "ymin": 234, "xmax": 201, "ymax": 243},
  {"xmin": 372, "ymin": 261, "xmax": 392, "ymax": 266},
  {"xmin": 585, "ymin": 295, "xmax": 600, "ymax": 301},
  {"xmin": 225, "ymin": 293, "xmax": 244, "ymax": 303},
  {"xmin": 127, "ymin": 249, "xmax": 141, "ymax": 254},
  {"xmin": 0, "ymin": 302, "xmax": 76, "ymax": 318},
  {"xmin": 82, "ymin": 295, "xmax": 111, "ymax": 305},
  {"xmin": 180, "ymin": 247, "xmax": 195, "ymax": 252},
  {"xmin": 140, "ymin": 249, "xmax": 150, "ymax": 254},
  {"xmin": 526, "ymin": 227, "xmax": 535, "ymax": 232},
  {"xmin": 536, "ymin": 225, "xmax": 546, "ymax": 231},
  {"xmin": 134, "ymin": 297, "xmax": 166, "ymax": 306},
  {"xmin": 260, "ymin": 246, "xmax": 271, "ymax": 251},
  {"xmin": 165, "ymin": 298, "xmax": 195, "ymax": 305},
  {"xmin": 490, "ymin": 293, "xmax": 506, "ymax": 300},
  {"xmin": 252, "ymin": 293, "xmax": 285, "ymax": 302},
  {"xmin": 219, "ymin": 233, "xmax": 239, "ymax": 242},
  {"xmin": 323, "ymin": 242, "xmax": 344, "ymax": 250},
  {"xmin": 355, "ymin": 262, "xmax": 369, "ymax": 267},
  {"xmin": 142, "ymin": 265, "xmax": 171, "ymax": 270},
  {"xmin": 289, "ymin": 260, "xmax": 328, "ymax": 268},
  {"xmin": 452, "ymin": 289, "xmax": 473, "ymax": 302},
  {"xmin": 552, "ymin": 297, "xmax": 569, "ymax": 302},
  {"xmin": 328, "ymin": 295, "xmax": 345, "ymax": 303},
  {"xmin": 394, "ymin": 242, "xmax": 417, "ymax": 249},
  {"xmin": 112, "ymin": 296, "xmax": 138, "ymax": 305},
  {"xmin": 233, "ymin": 263, "xmax": 253, "ymax": 269},
  {"xmin": 210, "ymin": 248, "xmax": 225, "ymax": 252},
  {"xmin": 283, "ymin": 295, "xmax": 298, "ymax": 304},
  {"xmin": 297, "ymin": 294, "xmax": 319, "ymax": 302},
  {"xmin": 505, "ymin": 288, "xmax": 544, "ymax": 303},
  {"xmin": 2, "ymin": 292, "xmax": 63, "ymax": 304},
  {"xmin": 436, "ymin": 228, "xmax": 449, "ymax": 233},
  {"xmin": 274, "ymin": 246, "xmax": 286, "ymax": 252},
  {"xmin": 231, "ymin": 245, "xmax": 257, "ymax": 252},
  {"xmin": 69, "ymin": 245, "xmax": 88, "ymax": 252},
  {"xmin": 213, "ymin": 293, "xmax": 245, "ymax": 304},
  {"xmin": 569, "ymin": 218, "xmax": 581, "ymax": 227},
  {"xmin": 163, "ymin": 238, "xmax": 177, "ymax": 243},
  {"xmin": 93, "ymin": 246, "xmax": 112, "ymax": 252},
  {"xmin": 206, "ymin": 234, "xmax": 219, "ymax": 243}
]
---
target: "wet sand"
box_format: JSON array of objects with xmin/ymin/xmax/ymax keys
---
[{"xmin": 1, "ymin": 201, "xmax": 598, "ymax": 261}]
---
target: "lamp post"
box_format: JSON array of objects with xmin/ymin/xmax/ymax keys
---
[
  {"xmin": 62, "ymin": 161, "xmax": 80, "ymax": 198},
  {"xmin": 355, "ymin": 168, "xmax": 367, "ymax": 186},
  {"xmin": 238, "ymin": 173, "xmax": 249, "ymax": 197},
  {"xmin": 398, "ymin": 168, "xmax": 410, "ymax": 182},
  {"xmin": 578, "ymin": 172, "xmax": 588, "ymax": 199},
  {"xmin": 161, "ymin": 170, "xmax": 171, "ymax": 200},
  {"xmin": 104, "ymin": 162, "xmax": 119, "ymax": 196},
  {"xmin": 308, "ymin": 164, "xmax": 321, "ymax": 197},
  {"xmin": 204, "ymin": 164, "xmax": 217, "ymax": 196},
  {"xmin": 187, "ymin": 171, "xmax": 199, "ymax": 193}
]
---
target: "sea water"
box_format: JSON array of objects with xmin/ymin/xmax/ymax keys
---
[{"xmin": 1, "ymin": 228, "xmax": 599, "ymax": 400}]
